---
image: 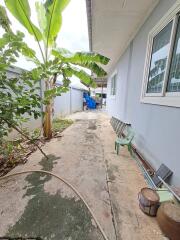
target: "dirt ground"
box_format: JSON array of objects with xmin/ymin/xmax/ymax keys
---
[{"xmin": 0, "ymin": 110, "xmax": 166, "ymax": 240}]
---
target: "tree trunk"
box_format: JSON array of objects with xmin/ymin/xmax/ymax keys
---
[
  {"xmin": 43, "ymin": 104, "xmax": 52, "ymax": 139},
  {"xmin": 43, "ymin": 79, "xmax": 53, "ymax": 139}
]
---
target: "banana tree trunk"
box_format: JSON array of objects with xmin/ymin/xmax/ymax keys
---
[
  {"xmin": 43, "ymin": 79, "xmax": 53, "ymax": 139},
  {"xmin": 43, "ymin": 104, "xmax": 52, "ymax": 139}
]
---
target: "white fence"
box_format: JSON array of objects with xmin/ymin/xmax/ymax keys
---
[{"xmin": 54, "ymin": 87, "xmax": 83, "ymax": 118}]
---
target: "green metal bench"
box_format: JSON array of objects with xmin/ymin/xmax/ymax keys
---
[{"xmin": 115, "ymin": 128, "xmax": 135, "ymax": 155}]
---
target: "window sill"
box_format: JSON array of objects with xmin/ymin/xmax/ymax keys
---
[{"xmin": 141, "ymin": 96, "xmax": 180, "ymax": 108}]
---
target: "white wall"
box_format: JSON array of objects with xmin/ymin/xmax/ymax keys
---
[
  {"xmin": 54, "ymin": 87, "xmax": 83, "ymax": 118},
  {"xmin": 107, "ymin": 0, "xmax": 180, "ymax": 186},
  {"xmin": 54, "ymin": 91, "xmax": 71, "ymax": 117},
  {"xmin": 71, "ymin": 88, "xmax": 83, "ymax": 113}
]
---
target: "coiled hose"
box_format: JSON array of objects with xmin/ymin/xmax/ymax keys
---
[{"xmin": 0, "ymin": 170, "xmax": 109, "ymax": 240}]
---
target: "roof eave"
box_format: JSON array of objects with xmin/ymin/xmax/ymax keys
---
[{"xmin": 86, "ymin": 0, "xmax": 92, "ymax": 52}]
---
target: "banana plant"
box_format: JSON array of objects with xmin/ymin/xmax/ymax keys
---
[{"xmin": 4, "ymin": 0, "xmax": 110, "ymax": 139}]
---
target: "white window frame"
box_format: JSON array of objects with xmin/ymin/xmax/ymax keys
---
[
  {"xmin": 141, "ymin": 1, "xmax": 180, "ymax": 107},
  {"xmin": 110, "ymin": 71, "xmax": 117, "ymax": 98}
]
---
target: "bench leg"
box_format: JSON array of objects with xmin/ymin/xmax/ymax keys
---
[{"xmin": 115, "ymin": 142, "xmax": 116, "ymax": 150}]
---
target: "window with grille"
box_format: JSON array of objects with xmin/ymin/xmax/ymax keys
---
[{"xmin": 142, "ymin": 2, "xmax": 180, "ymax": 107}]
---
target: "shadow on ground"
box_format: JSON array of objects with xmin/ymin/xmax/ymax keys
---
[{"xmin": 7, "ymin": 155, "xmax": 102, "ymax": 240}]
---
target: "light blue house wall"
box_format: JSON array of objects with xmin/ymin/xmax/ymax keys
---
[
  {"xmin": 107, "ymin": 47, "xmax": 131, "ymax": 123},
  {"xmin": 107, "ymin": 0, "xmax": 180, "ymax": 186}
]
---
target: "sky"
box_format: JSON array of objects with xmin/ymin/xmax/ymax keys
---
[{"xmin": 0, "ymin": 0, "xmax": 89, "ymax": 80}]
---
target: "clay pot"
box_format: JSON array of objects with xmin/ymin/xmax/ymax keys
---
[
  {"xmin": 157, "ymin": 202, "xmax": 180, "ymax": 240},
  {"xmin": 138, "ymin": 187, "xmax": 160, "ymax": 216}
]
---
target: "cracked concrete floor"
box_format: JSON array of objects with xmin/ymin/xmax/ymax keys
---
[{"xmin": 0, "ymin": 110, "xmax": 164, "ymax": 240}]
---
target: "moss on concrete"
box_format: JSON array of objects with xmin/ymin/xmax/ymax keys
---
[{"xmin": 7, "ymin": 155, "xmax": 101, "ymax": 240}]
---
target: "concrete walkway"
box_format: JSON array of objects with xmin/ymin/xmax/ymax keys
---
[{"xmin": 0, "ymin": 111, "xmax": 164, "ymax": 240}]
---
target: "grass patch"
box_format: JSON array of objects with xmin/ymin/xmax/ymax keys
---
[{"xmin": 52, "ymin": 118, "xmax": 73, "ymax": 134}]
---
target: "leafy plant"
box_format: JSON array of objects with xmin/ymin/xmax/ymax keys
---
[
  {"xmin": 31, "ymin": 128, "xmax": 41, "ymax": 140},
  {"xmin": 4, "ymin": 0, "xmax": 110, "ymax": 139},
  {"xmin": 0, "ymin": 140, "xmax": 13, "ymax": 158},
  {"xmin": 0, "ymin": 67, "xmax": 42, "ymax": 139},
  {"xmin": 0, "ymin": 5, "xmax": 47, "ymax": 158}
]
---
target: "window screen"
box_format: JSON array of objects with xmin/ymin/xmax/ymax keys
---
[
  {"xmin": 167, "ymin": 17, "xmax": 180, "ymax": 92},
  {"xmin": 147, "ymin": 21, "xmax": 173, "ymax": 93}
]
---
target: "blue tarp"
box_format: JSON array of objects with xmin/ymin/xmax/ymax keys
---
[{"xmin": 83, "ymin": 92, "xmax": 96, "ymax": 109}]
